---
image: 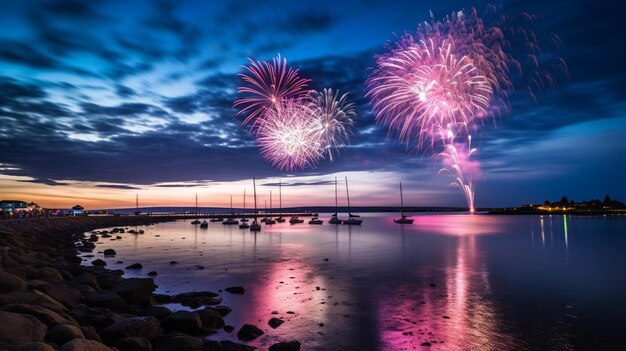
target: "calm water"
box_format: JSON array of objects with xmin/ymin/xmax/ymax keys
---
[{"xmin": 83, "ymin": 214, "xmax": 626, "ymax": 350}]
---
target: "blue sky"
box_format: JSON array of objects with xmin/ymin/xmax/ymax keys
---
[{"xmin": 0, "ymin": 0, "xmax": 624, "ymax": 209}]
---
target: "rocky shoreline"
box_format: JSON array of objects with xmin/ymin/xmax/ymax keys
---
[{"xmin": 0, "ymin": 217, "xmax": 300, "ymax": 351}]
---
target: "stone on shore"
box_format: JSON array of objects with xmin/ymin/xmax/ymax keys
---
[
  {"xmin": 172, "ymin": 291, "xmax": 221, "ymax": 308},
  {"xmin": 160, "ymin": 310, "xmax": 202, "ymax": 334},
  {"xmin": 103, "ymin": 249, "xmax": 116, "ymax": 256},
  {"xmin": 224, "ymin": 286, "xmax": 245, "ymax": 295},
  {"xmin": 45, "ymin": 323, "xmax": 85, "ymax": 345},
  {"xmin": 112, "ymin": 278, "xmax": 156, "ymax": 304},
  {"xmin": 7, "ymin": 342, "xmax": 55, "ymax": 351},
  {"xmin": 0, "ymin": 268, "xmax": 28, "ymax": 293},
  {"xmin": 268, "ymin": 317, "xmax": 284, "ymax": 329},
  {"xmin": 91, "ymin": 259, "xmax": 107, "ymax": 267},
  {"xmin": 60, "ymin": 339, "xmax": 113, "ymax": 351},
  {"xmin": 0, "ymin": 310, "xmax": 47, "ymax": 345},
  {"xmin": 83, "ymin": 290, "xmax": 130, "ymax": 312},
  {"xmin": 125, "ymin": 263, "xmax": 143, "ymax": 270},
  {"xmin": 219, "ymin": 340, "xmax": 256, "ymax": 351},
  {"xmin": 34, "ymin": 284, "xmax": 81, "ymax": 309},
  {"xmin": 196, "ymin": 307, "xmax": 225, "ymax": 329},
  {"xmin": 115, "ymin": 336, "xmax": 152, "ymax": 351},
  {"xmin": 98, "ymin": 316, "xmax": 162, "ymax": 345},
  {"xmin": 155, "ymin": 335, "xmax": 202, "ymax": 351},
  {"xmin": 269, "ymin": 341, "xmax": 301, "ymax": 351},
  {"xmin": 237, "ymin": 324, "xmax": 264, "ymax": 341},
  {"xmin": 1, "ymin": 304, "xmax": 76, "ymax": 328}
]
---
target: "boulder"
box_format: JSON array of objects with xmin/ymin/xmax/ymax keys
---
[
  {"xmin": 80, "ymin": 326, "xmax": 102, "ymax": 342},
  {"xmin": 103, "ymin": 249, "xmax": 116, "ymax": 257},
  {"xmin": 237, "ymin": 324, "xmax": 264, "ymax": 341},
  {"xmin": 8, "ymin": 342, "xmax": 55, "ymax": 351},
  {"xmin": 37, "ymin": 267, "xmax": 65, "ymax": 284},
  {"xmin": 0, "ymin": 310, "xmax": 47, "ymax": 345},
  {"xmin": 83, "ymin": 290, "xmax": 129, "ymax": 312},
  {"xmin": 160, "ymin": 310, "xmax": 202, "ymax": 334},
  {"xmin": 113, "ymin": 278, "xmax": 156, "ymax": 304},
  {"xmin": 155, "ymin": 335, "xmax": 202, "ymax": 351},
  {"xmin": 115, "ymin": 337, "xmax": 152, "ymax": 351},
  {"xmin": 60, "ymin": 339, "xmax": 113, "ymax": 351},
  {"xmin": 0, "ymin": 268, "xmax": 28, "ymax": 293},
  {"xmin": 125, "ymin": 263, "xmax": 143, "ymax": 270},
  {"xmin": 268, "ymin": 318, "xmax": 284, "ymax": 329},
  {"xmin": 35, "ymin": 284, "xmax": 81, "ymax": 309},
  {"xmin": 269, "ymin": 341, "xmax": 301, "ymax": 351},
  {"xmin": 143, "ymin": 306, "xmax": 173, "ymax": 320},
  {"xmin": 99, "ymin": 316, "xmax": 161, "ymax": 345},
  {"xmin": 172, "ymin": 291, "xmax": 221, "ymax": 308},
  {"xmin": 220, "ymin": 340, "xmax": 256, "ymax": 351},
  {"xmin": 91, "ymin": 259, "xmax": 107, "ymax": 267},
  {"xmin": 196, "ymin": 308, "xmax": 225, "ymax": 329},
  {"xmin": 224, "ymin": 287, "xmax": 245, "ymax": 295},
  {"xmin": 1, "ymin": 304, "xmax": 76, "ymax": 328},
  {"xmin": 147, "ymin": 271, "xmax": 157, "ymax": 277},
  {"xmin": 213, "ymin": 305, "xmax": 232, "ymax": 317},
  {"xmin": 46, "ymin": 323, "xmax": 85, "ymax": 345}
]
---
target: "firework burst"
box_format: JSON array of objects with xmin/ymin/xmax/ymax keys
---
[
  {"xmin": 234, "ymin": 54, "xmax": 311, "ymax": 128},
  {"xmin": 309, "ymin": 88, "xmax": 356, "ymax": 161},
  {"xmin": 367, "ymin": 37, "xmax": 493, "ymax": 147},
  {"xmin": 256, "ymin": 99, "xmax": 323, "ymax": 171}
]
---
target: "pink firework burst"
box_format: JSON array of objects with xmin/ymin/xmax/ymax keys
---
[
  {"xmin": 234, "ymin": 54, "xmax": 311, "ymax": 128},
  {"xmin": 256, "ymin": 98, "xmax": 323, "ymax": 171},
  {"xmin": 309, "ymin": 88, "xmax": 356, "ymax": 161},
  {"xmin": 366, "ymin": 36, "xmax": 493, "ymax": 148}
]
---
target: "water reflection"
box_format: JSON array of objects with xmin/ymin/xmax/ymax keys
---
[{"xmin": 83, "ymin": 214, "xmax": 626, "ymax": 350}]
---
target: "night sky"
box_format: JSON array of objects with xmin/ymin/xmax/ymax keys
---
[{"xmin": 0, "ymin": 0, "xmax": 624, "ymax": 209}]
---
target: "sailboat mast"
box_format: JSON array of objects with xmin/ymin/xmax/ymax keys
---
[
  {"xmin": 253, "ymin": 177, "xmax": 258, "ymax": 221},
  {"xmin": 279, "ymin": 180, "xmax": 282, "ymax": 217},
  {"xmin": 243, "ymin": 189, "xmax": 246, "ymax": 214},
  {"xmin": 345, "ymin": 176, "xmax": 351, "ymax": 214},
  {"xmin": 270, "ymin": 190, "xmax": 272, "ymax": 214},
  {"xmin": 195, "ymin": 193, "xmax": 198, "ymax": 219},
  {"xmin": 400, "ymin": 182, "xmax": 405, "ymax": 217},
  {"xmin": 335, "ymin": 176, "xmax": 338, "ymax": 214},
  {"xmin": 230, "ymin": 195, "xmax": 233, "ymax": 215}
]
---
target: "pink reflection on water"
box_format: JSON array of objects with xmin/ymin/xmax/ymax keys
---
[{"xmin": 377, "ymin": 220, "xmax": 517, "ymax": 350}]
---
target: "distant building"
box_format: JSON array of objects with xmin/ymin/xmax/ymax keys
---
[
  {"xmin": 0, "ymin": 200, "xmax": 28, "ymax": 212},
  {"xmin": 71, "ymin": 205, "xmax": 84, "ymax": 216}
]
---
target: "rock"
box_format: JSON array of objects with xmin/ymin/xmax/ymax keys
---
[
  {"xmin": 213, "ymin": 305, "xmax": 232, "ymax": 317},
  {"xmin": 113, "ymin": 278, "xmax": 156, "ymax": 304},
  {"xmin": 160, "ymin": 310, "xmax": 202, "ymax": 334},
  {"xmin": 223, "ymin": 325, "xmax": 235, "ymax": 333},
  {"xmin": 83, "ymin": 290, "xmax": 129, "ymax": 312},
  {"xmin": 2, "ymin": 304, "xmax": 75, "ymax": 328},
  {"xmin": 169, "ymin": 261, "xmax": 177, "ymax": 265},
  {"xmin": 421, "ymin": 342, "xmax": 432, "ymax": 347},
  {"xmin": 147, "ymin": 271, "xmax": 157, "ymax": 277},
  {"xmin": 269, "ymin": 341, "xmax": 301, "ymax": 351},
  {"xmin": 0, "ymin": 268, "xmax": 28, "ymax": 293},
  {"xmin": 92, "ymin": 259, "xmax": 107, "ymax": 267},
  {"xmin": 60, "ymin": 339, "xmax": 113, "ymax": 351},
  {"xmin": 237, "ymin": 324, "xmax": 264, "ymax": 341},
  {"xmin": 224, "ymin": 287, "xmax": 245, "ymax": 295},
  {"xmin": 172, "ymin": 291, "xmax": 221, "ymax": 308},
  {"xmin": 46, "ymin": 323, "xmax": 85, "ymax": 345},
  {"xmin": 115, "ymin": 337, "xmax": 152, "ymax": 351},
  {"xmin": 143, "ymin": 306, "xmax": 173, "ymax": 320},
  {"xmin": 8, "ymin": 341, "xmax": 55, "ymax": 351},
  {"xmin": 37, "ymin": 267, "xmax": 65, "ymax": 284},
  {"xmin": 203, "ymin": 340, "xmax": 222, "ymax": 351},
  {"xmin": 73, "ymin": 272, "xmax": 100, "ymax": 290},
  {"xmin": 103, "ymin": 249, "xmax": 116, "ymax": 257},
  {"xmin": 155, "ymin": 335, "xmax": 202, "ymax": 351},
  {"xmin": 125, "ymin": 263, "xmax": 143, "ymax": 270},
  {"xmin": 196, "ymin": 308, "xmax": 225, "ymax": 329},
  {"xmin": 80, "ymin": 327, "xmax": 102, "ymax": 343},
  {"xmin": 0, "ymin": 310, "xmax": 47, "ymax": 345},
  {"xmin": 268, "ymin": 317, "xmax": 284, "ymax": 329},
  {"xmin": 99, "ymin": 316, "xmax": 161, "ymax": 345},
  {"xmin": 36, "ymin": 284, "xmax": 81, "ymax": 309},
  {"xmin": 220, "ymin": 340, "xmax": 256, "ymax": 351}
]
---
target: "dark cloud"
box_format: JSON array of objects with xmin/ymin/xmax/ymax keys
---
[{"xmin": 96, "ymin": 184, "xmax": 141, "ymax": 190}]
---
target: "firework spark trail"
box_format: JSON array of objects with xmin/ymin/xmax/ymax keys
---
[
  {"xmin": 234, "ymin": 54, "xmax": 311, "ymax": 128},
  {"xmin": 367, "ymin": 36, "xmax": 493, "ymax": 148},
  {"xmin": 309, "ymin": 88, "xmax": 356, "ymax": 161},
  {"xmin": 438, "ymin": 126, "xmax": 479, "ymax": 212},
  {"xmin": 256, "ymin": 98, "xmax": 323, "ymax": 171}
]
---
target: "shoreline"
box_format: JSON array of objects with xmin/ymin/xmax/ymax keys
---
[{"xmin": 0, "ymin": 216, "xmax": 299, "ymax": 351}]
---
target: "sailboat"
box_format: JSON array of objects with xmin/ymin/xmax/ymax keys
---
[
  {"xmin": 223, "ymin": 195, "xmax": 239, "ymax": 225},
  {"xmin": 342, "ymin": 176, "xmax": 363, "ymax": 225},
  {"xmin": 191, "ymin": 193, "xmax": 201, "ymax": 225},
  {"xmin": 265, "ymin": 190, "xmax": 276, "ymax": 225},
  {"xmin": 308, "ymin": 216, "xmax": 323, "ymax": 225},
  {"xmin": 250, "ymin": 177, "xmax": 261, "ymax": 231},
  {"xmin": 239, "ymin": 190, "xmax": 250, "ymax": 228},
  {"xmin": 394, "ymin": 182, "xmax": 414, "ymax": 224},
  {"xmin": 329, "ymin": 176, "xmax": 342, "ymax": 224},
  {"xmin": 200, "ymin": 219, "xmax": 208, "ymax": 228},
  {"xmin": 276, "ymin": 179, "xmax": 286, "ymax": 222},
  {"xmin": 240, "ymin": 189, "xmax": 249, "ymax": 223}
]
